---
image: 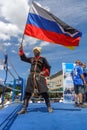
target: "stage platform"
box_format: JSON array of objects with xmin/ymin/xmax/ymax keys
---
[{"xmin": 0, "ymin": 102, "xmax": 87, "ymax": 130}]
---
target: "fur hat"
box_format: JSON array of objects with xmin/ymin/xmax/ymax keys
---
[{"xmin": 33, "ymin": 47, "xmax": 42, "ymax": 53}]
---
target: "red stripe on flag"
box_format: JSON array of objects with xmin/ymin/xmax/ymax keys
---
[{"xmin": 24, "ymin": 24, "xmax": 80, "ymax": 46}]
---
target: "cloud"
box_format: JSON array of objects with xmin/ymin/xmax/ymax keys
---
[
  {"xmin": 20, "ymin": 36, "xmax": 39, "ymax": 47},
  {"xmin": 11, "ymin": 50, "xmax": 17, "ymax": 54},
  {"xmin": 0, "ymin": 65, "xmax": 4, "ymax": 70},
  {"xmin": 40, "ymin": 41, "xmax": 50, "ymax": 47},
  {"xmin": 0, "ymin": 0, "xmax": 29, "ymax": 30},
  {"xmin": 0, "ymin": 21, "xmax": 19, "ymax": 40},
  {"xmin": 3, "ymin": 42, "xmax": 11, "ymax": 47},
  {"xmin": 0, "ymin": 78, "xmax": 4, "ymax": 84},
  {"xmin": 0, "ymin": 33, "xmax": 10, "ymax": 41}
]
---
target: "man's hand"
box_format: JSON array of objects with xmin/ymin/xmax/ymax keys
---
[
  {"xmin": 40, "ymin": 71, "xmax": 45, "ymax": 76},
  {"xmin": 84, "ymin": 83, "xmax": 87, "ymax": 86},
  {"xmin": 83, "ymin": 80, "xmax": 87, "ymax": 86}
]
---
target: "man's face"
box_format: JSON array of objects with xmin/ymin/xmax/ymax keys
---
[{"xmin": 33, "ymin": 49, "xmax": 40, "ymax": 56}]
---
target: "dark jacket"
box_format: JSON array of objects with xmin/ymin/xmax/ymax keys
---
[{"xmin": 20, "ymin": 53, "xmax": 51, "ymax": 93}]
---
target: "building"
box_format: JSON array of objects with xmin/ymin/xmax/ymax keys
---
[
  {"xmin": 47, "ymin": 70, "xmax": 63, "ymax": 91},
  {"xmin": 46, "ymin": 70, "xmax": 63, "ymax": 101}
]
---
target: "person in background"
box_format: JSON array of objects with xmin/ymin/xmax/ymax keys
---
[
  {"xmin": 71, "ymin": 60, "xmax": 86, "ymax": 107},
  {"xmin": 17, "ymin": 44, "xmax": 53, "ymax": 114},
  {"xmin": 81, "ymin": 63, "xmax": 87, "ymax": 103}
]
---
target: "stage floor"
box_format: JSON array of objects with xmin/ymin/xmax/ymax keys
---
[{"xmin": 0, "ymin": 102, "xmax": 87, "ymax": 130}]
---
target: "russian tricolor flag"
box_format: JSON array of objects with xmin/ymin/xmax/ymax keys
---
[{"xmin": 24, "ymin": 2, "xmax": 82, "ymax": 47}]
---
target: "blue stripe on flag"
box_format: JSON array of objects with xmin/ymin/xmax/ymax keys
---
[{"xmin": 27, "ymin": 13, "xmax": 63, "ymax": 34}]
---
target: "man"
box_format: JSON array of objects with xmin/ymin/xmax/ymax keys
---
[
  {"xmin": 72, "ymin": 60, "xmax": 86, "ymax": 107},
  {"xmin": 18, "ymin": 44, "xmax": 53, "ymax": 114}
]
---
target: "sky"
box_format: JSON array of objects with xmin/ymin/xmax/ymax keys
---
[{"xmin": 0, "ymin": 0, "xmax": 87, "ymax": 84}]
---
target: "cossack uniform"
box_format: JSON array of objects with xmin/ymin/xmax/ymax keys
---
[{"xmin": 18, "ymin": 46, "xmax": 53, "ymax": 114}]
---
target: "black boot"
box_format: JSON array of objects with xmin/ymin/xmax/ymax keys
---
[
  {"xmin": 18, "ymin": 92, "xmax": 32, "ymax": 115},
  {"xmin": 41, "ymin": 92, "xmax": 53, "ymax": 113},
  {"xmin": 18, "ymin": 98, "xmax": 29, "ymax": 114}
]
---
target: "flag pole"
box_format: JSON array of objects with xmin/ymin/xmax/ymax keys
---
[
  {"xmin": 20, "ymin": 34, "xmax": 24, "ymax": 47},
  {"xmin": 20, "ymin": 0, "xmax": 33, "ymax": 47}
]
